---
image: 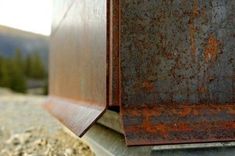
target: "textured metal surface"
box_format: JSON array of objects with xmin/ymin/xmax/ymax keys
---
[
  {"xmin": 45, "ymin": 0, "xmax": 107, "ymax": 136},
  {"xmin": 44, "ymin": 97, "xmax": 104, "ymax": 136},
  {"xmin": 120, "ymin": 0, "xmax": 235, "ymax": 145},
  {"xmin": 51, "ymin": 0, "xmax": 75, "ymax": 34},
  {"xmin": 108, "ymin": 0, "xmax": 120, "ymax": 107}
]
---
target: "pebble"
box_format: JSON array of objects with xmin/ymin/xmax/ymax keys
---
[
  {"xmin": 0, "ymin": 128, "xmax": 94, "ymax": 156},
  {"xmin": 0, "ymin": 94, "xmax": 94, "ymax": 156}
]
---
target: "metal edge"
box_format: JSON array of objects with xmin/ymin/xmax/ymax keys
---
[{"xmin": 43, "ymin": 96, "xmax": 106, "ymax": 137}]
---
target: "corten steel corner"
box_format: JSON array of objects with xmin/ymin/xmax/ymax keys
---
[{"xmin": 45, "ymin": 0, "xmax": 235, "ymax": 146}]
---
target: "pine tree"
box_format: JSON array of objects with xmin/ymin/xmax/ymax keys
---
[
  {"xmin": 24, "ymin": 54, "xmax": 32, "ymax": 77},
  {"xmin": 14, "ymin": 48, "xmax": 24, "ymax": 68},
  {"xmin": 0, "ymin": 57, "xmax": 11, "ymax": 88},
  {"xmin": 9, "ymin": 57, "xmax": 27, "ymax": 93},
  {"xmin": 26, "ymin": 52, "xmax": 46, "ymax": 79},
  {"xmin": 6, "ymin": 50, "xmax": 27, "ymax": 93},
  {"xmin": 0, "ymin": 50, "xmax": 46, "ymax": 93}
]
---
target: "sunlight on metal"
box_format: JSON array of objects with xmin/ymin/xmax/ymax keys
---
[{"xmin": 0, "ymin": 0, "xmax": 52, "ymax": 36}]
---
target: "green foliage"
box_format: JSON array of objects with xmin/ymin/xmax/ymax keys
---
[
  {"xmin": 0, "ymin": 49, "xmax": 47, "ymax": 93},
  {"xmin": 14, "ymin": 48, "xmax": 24, "ymax": 68},
  {"xmin": 9, "ymin": 58, "xmax": 27, "ymax": 93},
  {"xmin": 25, "ymin": 52, "xmax": 46, "ymax": 79},
  {"xmin": 43, "ymin": 79, "xmax": 48, "ymax": 95},
  {"xmin": 0, "ymin": 57, "xmax": 11, "ymax": 88}
]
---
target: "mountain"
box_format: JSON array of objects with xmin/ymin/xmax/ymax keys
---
[{"xmin": 0, "ymin": 25, "xmax": 49, "ymax": 67}]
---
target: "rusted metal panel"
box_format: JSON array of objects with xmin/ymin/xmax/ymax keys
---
[
  {"xmin": 120, "ymin": 0, "xmax": 235, "ymax": 145},
  {"xmin": 45, "ymin": 0, "xmax": 108, "ymax": 136},
  {"xmin": 108, "ymin": 0, "xmax": 120, "ymax": 107}
]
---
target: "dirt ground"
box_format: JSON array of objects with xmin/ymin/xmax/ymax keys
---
[{"xmin": 0, "ymin": 89, "xmax": 94, "ymax": 156}]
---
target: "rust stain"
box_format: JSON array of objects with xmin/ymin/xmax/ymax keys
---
[
  {"xmin": 124, "ymin": 104, "xmax": 235, "ymax": 117},
  {"xmin": 142, "ymin": 80, "xmax": 155, "ymax": 92},
  {"xmin": 224, "ymin": 121, "xmax": 235, "ymax": 129},
  {"xmin": 202, "ymin": 1, "xmax": 208, "ymax": 21},
  {"xmin": 178, "ymin": 107, "xmax": 192, "ymax": 117},
  {"xmin": 189, "ymin": 0, "xmax": 200, "ymax": 59},
  {"xmin": 173, "ymin": 123, "xmax": 193, "ymax": 132},
  {"xmin": 123, "ymin": 103, "xmax": 235, "ymax": 145},
  {"xmin": 198, "ymin": 86, "xmax": 208, "ymax": 93},
  {"xmin": 204, "ymin": 34, "xmax": 219, "ymax": 62},
  {"xmin": 152, "ymin": 124, "xmax": 169, "ymax": 138},
  {"xmin": 164, "ymin": 51, "xmax": 174, "ymax": 60},
  {"xmin": 227, "ymin": 107, "xmax": 235, "ymax": 115},
  {"xmin": 126, "ymin": 121, "xmax": 235, "ymax": 133},
  {"xmin": 121, "ymin": 0, "xmax": 235, "ymax": 146},
  {"xmin": 171, "ymin": 107, "xmax": 193, "ymax": 117},
  {"xmin": 193, "ymin": 0, "xmax": 199, "ymax": 17}
]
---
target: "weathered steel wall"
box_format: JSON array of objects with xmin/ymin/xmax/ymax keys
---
[
  {"xmin": 50, "ymin": 0, "xmax": 107, "ymax": 104},
  {"xmin": 45, "ymin": 0, "xmax": 107, "ymax": 136},
  {"xmin": 109, "ymin": 0, "xmax": 121, "ymax": 107},
  {"xmin": 120, "ymin": 0, "xmax": 235, "ymax": 145}
]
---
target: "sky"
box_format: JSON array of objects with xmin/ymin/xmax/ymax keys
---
[{"xmin": 0, "ymin": 0, "xmax": 52, "ymax": 36}]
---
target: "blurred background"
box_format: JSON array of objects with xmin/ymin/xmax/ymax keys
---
[
  {"xmin": 0, "ymin": 0, "xmax": 51, "ymax": 95},
  {"xmin": 0, "ymin": 1, "xmax": 93, "ymax": 155}
]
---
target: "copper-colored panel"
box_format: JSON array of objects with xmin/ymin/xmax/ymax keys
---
[
  {"xmin": 45, "ymin": 0, "xmax": 107, "ymax": 136},
  {"xmin": 108, "ymin": 0, "xmax": 120, "ymax": 107},
  {"xmin": 44, "ymin": 97, "xmax": 104, "ymax": 136},
  {"xmin": 52, "ymin": 0, "xmax": 75, "ymax": 34},
  {"xmin": 120, "ymin": 0, "xmax": 235, "ymax": 145}
]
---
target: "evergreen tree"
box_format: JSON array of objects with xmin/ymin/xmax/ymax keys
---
[
  {"xmin": 0, "ymin": 50, "xmax": 47, "ymax": 94},
  {"xmin": 0, "ymin": 57, "xmax": 11, "ymax": 88},
  {"xmin": 14, "ymin": 48, "xmax": 24, "ymax": 68},
  {"xmin": 8, "ymin": 57, "xmax": 27, "ymax": 93},
  {"xmin": 24, "ymin": 54, "xmax": 32, "ymax": 77},
  {"xmin": 0, "ymin": 50, "xmax": 27, "ymax": 93},
  {"xmin": 26, "ymin": 52, "xmax": 46, "ymax": 79}
]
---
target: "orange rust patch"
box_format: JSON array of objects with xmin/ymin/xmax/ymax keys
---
[
  {"xmin": 193, "ymin": 0, "xmax": 199, "ymax": 17},
  {"xmin": 125, "ymin": 104, "xmax": 235, "ymax": 116},
  {"xmin": 164, "ymin": 51, "xmax": 174, "ymax": 60},
  {"xmin": 202, "ymin": 1, "xmax": 208, "ymax": 19},
  {"xmin": 142, "ymin": 80, "xmax": 155, "ymax": 92},
  {"xmin": 178, "ymin": 107, "xmax": 192, "ymax": 117},
  {"xmin": 227, "ymin": 107, "xmax": 235, "ymax": 115},
  {"xmin": 198, "ymin": 86, "xmax": 208, "ymax": 93},
  {"xmin": 147, "ymin": 123, "xmax": 169, "ymax": 137},
  {"xmin": 204, "ymin": 34, "xmax": 219, "ymax": 62},
  {"xmin": 173, "ymin": 123, "xmax": 193, "ymax": 132}
]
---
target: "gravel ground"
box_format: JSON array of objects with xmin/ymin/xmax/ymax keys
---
[{"xmin": 0, "ymin": 90, "xmax": 94, "ymax": 156}]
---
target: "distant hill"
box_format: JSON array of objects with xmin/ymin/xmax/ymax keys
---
[{"xmin": 0, "ymin": 25, "xmax": 49, "ymax": 68}]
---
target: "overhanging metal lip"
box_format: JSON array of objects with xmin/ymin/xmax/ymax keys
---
[{"xmin": 43, "ymin": 96, "xmax": 106, "ymax": 137}]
